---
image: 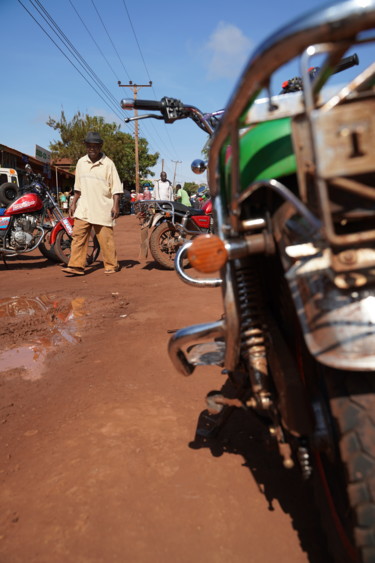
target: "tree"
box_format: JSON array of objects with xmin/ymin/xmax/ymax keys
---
[
  {"xmin": 47, "ymin": 111, "xmax": 159, "ymax": 188},
  {"xmin": 183, "ymin": 182, "xmax": 199, "ymax": 195}
]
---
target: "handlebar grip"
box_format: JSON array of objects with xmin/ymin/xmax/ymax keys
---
[
  {"xmin": 333, "ymin": 53, "xmax": 359, "ymax": 74},
  {"xmin": 121, "ymin": 98, "xmax": 163, "ymax": 111}
]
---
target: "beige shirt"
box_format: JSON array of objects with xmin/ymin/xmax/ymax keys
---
[{"xmin": 74, "ymin": 153, "xmax": 123, "ymax": 226}]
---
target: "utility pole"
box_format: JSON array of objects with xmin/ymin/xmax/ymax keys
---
[
  {"xmin": 118, "ymin": 80, "xmax": 152, "ymax": 193},
  {"xmin": 171, "ymin": 160, "xmax": 182, "ymax": 189}
]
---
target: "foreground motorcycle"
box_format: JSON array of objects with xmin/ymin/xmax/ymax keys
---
[
  {"xmin": 134, "ymin": 198, "xmax": 213, "ymax": 269},
  {"xmin": 0, "ymin": 165, "xmax": 99, "ymax": 266},
  {"xmin": 128, "ymin": 1, "xmax": 375, "ymax": 561}
]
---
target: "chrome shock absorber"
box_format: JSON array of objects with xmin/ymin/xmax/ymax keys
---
[
  {"xmin": 234, "ymin": 257, "xmax": 295, "ymax": 468},
  {"xmin": 235, "ymin": 257, "xmax": 272, "ymax": 409}
]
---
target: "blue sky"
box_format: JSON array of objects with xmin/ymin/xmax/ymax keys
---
[{"xmin": 1, "ymin": 0, "xmax": 372, "ymax": 185}]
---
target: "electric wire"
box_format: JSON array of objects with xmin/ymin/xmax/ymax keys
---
[
  {"xmin": 68, "ymin": 0, "xmax": 119, "ymax": 83},
  {"xmin": 91, "ymin": 0, "xmax": 131, "ymax": 82},
  {"xmin": 31, "ymin": 0, "xmax": 133, "ymax": 126},
  {"xmin": 18, "ymin": 0, "xmax": 187, "ymax": 178},
  {"xmin": 66, "ymin": 0, "xmax": 165, "ymax": 155},
  {"xmin": 18, "ymin": 0, "xmax": 134, "ymax": 129},
  {"xmin": 120, "ymin": 0, "xmax": 181, "ymax": 160}
]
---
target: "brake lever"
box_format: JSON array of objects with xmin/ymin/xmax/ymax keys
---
[{"xmin": 124, "ymin": 114, "xmax": 165, "ymax": 123}]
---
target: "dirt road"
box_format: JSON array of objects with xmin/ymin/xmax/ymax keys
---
[{"xmin": 0, "ymin": 215, "xmax": 330, "ymax": 562}]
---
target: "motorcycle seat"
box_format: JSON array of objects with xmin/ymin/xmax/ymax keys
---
[
  {"xmin": 172, "ymin": 202, "xmax": 205, "ymax": 215},
  {"xmin": 157, "ymin": 200, "xmax": 206, "ymax": 215}
]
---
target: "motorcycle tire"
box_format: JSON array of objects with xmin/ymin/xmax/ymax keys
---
[
  {"xmin": 149, "ymin": 222, "xmax": 183, "ymax": 270},
  {"xmin": 312, "ymin": 369, "xmax": 375, "ymax": 563},
  {"xmin": 0, "ymin": 183, "xmax": 19, "ymax": 206},
  {"xmin": 38, "ymin": 230, "xmax": 60, "ymax": 262},
  {"xmin": 54, "ymin": 228, "xmax": 100, "ymax": 266}
]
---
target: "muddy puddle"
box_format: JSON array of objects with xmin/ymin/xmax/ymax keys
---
[{"xmin": 0, "ymin": 295, "xmax": 86, "ymax": 380}]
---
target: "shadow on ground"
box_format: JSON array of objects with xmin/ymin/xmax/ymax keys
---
[{"xmin": 189, "ymin": 401, "xmax": 333, "ymax": 563}]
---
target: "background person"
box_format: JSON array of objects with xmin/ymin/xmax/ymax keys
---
[
  {"xmin": 62, "ymin": 131, "xmax": 123, "ymax": 276},
  {"xmin": 152, "ymin": 171, "xmax": 174, "ymax": 201},
  {"xmin": 175, "ymin": 184, "xmax": 191, "ymax": 207}
]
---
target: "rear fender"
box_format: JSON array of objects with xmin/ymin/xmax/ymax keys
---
[{"xmin": 151, "ymin": 213, "xmax": 168, "ymax": 228}]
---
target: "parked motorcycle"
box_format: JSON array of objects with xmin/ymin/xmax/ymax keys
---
[
  {"xmin": 0, "ymin": 165, "xmax": 99, "ymax": 266},
  {"xmin": 122, "ymin": 0, "xmax": 375, "ymax": 560},
  {"xmin": 133, "ymin": 198, "xmax": 213, "ymax": 269}
]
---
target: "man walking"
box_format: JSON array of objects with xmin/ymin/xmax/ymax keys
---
[
  {"xmin": 152, "ymin": 171, "xmax": 174, "ymax": 201},
  {"xmin": 62, "ymin": 131, "xmax": 123, "ymax": 276}
]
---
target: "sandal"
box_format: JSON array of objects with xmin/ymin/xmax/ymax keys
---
[{"xmin": 62, "ymin": 266, "xmax": 85, "ymax": 276}]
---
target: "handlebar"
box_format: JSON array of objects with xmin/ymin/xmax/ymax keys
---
[
  {"xmin": 120, "ymin": 96, "xmax": 216, "ymax": 135},
  {"xmin": 281, "ymin": 52, "xmax": 360, "ymax": 93}
]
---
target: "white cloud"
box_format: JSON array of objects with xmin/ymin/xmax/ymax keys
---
[{"xmin": 204, "ymin": 22, "xmax": 252, "ymax": 80}]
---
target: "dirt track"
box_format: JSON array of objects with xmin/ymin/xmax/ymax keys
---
[{"xmin": 0, "ymin": 215, "xmax": 330, "ymax": 562}]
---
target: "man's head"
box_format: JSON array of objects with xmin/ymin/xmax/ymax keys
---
[
  {"xmin": 84, "ymin": 131, "xmax": 103, "ymax": 162},
  {"xmin": 160, "ymin": 171, "xmax": 167, "ymax": 182},
  {"xmin": 176, "ymin": 184, "xmax": 181, "ymax": 190}
]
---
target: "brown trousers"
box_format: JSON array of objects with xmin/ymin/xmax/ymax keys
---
[{"xmin": 68, "ymin": 218, "xmax": 119, "ymax": 271}]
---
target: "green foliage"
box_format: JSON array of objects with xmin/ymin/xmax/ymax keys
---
[
  {"xmin": 183, "ymin": 181, "xmax": 199, "ymax": 195},
  {"xmin": 47, "ymin": 111, "xmax": 159, "ymax": 188}
]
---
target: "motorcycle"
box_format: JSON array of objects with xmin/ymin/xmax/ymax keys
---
[
  {"xmin": 0, "ymin": 164, "xmax": 100, "ymax": 266},
  {"xmin": 133, "ymin": 197, "xmax": 213, "ymax": 270},
  {"xmin": 122, "ymin": 0, "xmax": 375, "ymax": 560}
]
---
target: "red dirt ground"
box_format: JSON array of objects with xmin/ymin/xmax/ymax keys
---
[{"xmin": 0, "ymin": 215, "xmax": 330, "ymax": 562}]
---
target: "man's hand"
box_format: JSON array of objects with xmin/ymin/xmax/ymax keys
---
[
  {"xmin": 111, "ymin": 203, "xmax": 120, "ymax": 219},
  {"xmin": 112, "ymin": 194, "xmax": 120, "ymax": 219},
  {"xmin": 69, "ymin": 202, "xmax": 76, "ymax": 218}
]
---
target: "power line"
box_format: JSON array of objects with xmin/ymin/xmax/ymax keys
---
[
  {"xmin": 68, "ymin": 0, "xmax": 119, "ymax": 82},
  {"xmin": 91, "ymin": 0, "xmax": 131, "ymax": 81},
  {"xmin": 18, "ymin": 0, "xmax": 181, "ymax": 163},
  {"xmin": 18, "ymin": 0, "xmax": 132, "ymax": 128},
  {"xmin": 33, "ymin": 0, "xmax": 129, "ymax": 123},
  {"xmin": 120, "ymin": 0, "xmax": 180, "ymax": 160}
]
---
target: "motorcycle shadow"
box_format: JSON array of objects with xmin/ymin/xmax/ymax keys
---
[
  {"xmin": 118, "ymin": 259, "xmax": 139, "ymax": 270},
  {"xmin": 189, "ymin": 395, "xmax": 332, "ymax": 562},
  {"xmin": 141, "ymin": 260, "xmax": 171, "ymax": 271},
  {"xmin": 0, "ymin": 254, "xmax": 57, "ymax": 270}
]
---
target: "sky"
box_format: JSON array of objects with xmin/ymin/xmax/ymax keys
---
[{"xmin": 1, "ymin": 0, "xmax": 373, "ymax": 186}]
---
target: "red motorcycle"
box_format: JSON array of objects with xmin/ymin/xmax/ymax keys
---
[
  {"xmin": 0, "ymin": 164, "xmax": 99, "ymax": 266},
  {"xmin": 135, "ymin": 197, "xmax": 213, "ymax": 270}
]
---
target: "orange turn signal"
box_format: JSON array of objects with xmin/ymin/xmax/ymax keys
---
[{"xmin": 187, "ymin": 234, "xmax": 228, "ymax": 273}]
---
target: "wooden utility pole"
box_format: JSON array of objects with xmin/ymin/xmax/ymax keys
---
[
  {"xmin": 118, "ymin": 80, "xmax": 152, "ymax": 193},
  {"xmin": 171, "ymin": 160, "xmax": 182, "ymax": 189}
]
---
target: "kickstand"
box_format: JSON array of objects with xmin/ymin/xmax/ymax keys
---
[{"xmin": 1, "ymin": 254, "xmax": 9, "ymax": 268}]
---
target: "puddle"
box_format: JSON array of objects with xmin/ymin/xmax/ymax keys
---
[{"xmin": 0, "ymin": 295, "xmax": 87, "ymax": 381}]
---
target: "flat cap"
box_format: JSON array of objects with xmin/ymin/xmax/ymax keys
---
[{"xmin": 84, "ymin": 131, "xmax": 103, "ymax": 144}]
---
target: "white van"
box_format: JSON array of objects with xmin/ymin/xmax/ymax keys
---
[{"xmin": 0, "ymin": 168, "xmax": 19, "ymax": 206}]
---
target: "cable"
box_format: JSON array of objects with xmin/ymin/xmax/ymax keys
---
[
  {"xmin": 19, "ymin": 0, "xmax": 133, "ymax": 129},
  {"xmin": 91, "ymin": 0, "xmax": 131, "ymax": 82},
  {"xmin": 18, "ymin": 0, "xmax": 130, "ymax": 126},
  {"xmin": 68, "ymin": 0, "xmax": 119, "ymax": 82},
  {"xmin": 120, "ymin": 0, "xmax": 180, "ymax": 159}
]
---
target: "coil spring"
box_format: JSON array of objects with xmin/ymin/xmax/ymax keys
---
[{"xmin": 235, "ymin": 260, "xmax": 269, "ymax": 393}]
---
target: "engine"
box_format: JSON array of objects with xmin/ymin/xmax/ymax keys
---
[{"xmin": 9, "ymin": 214, "xmax": 38, "ymax": 249}]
